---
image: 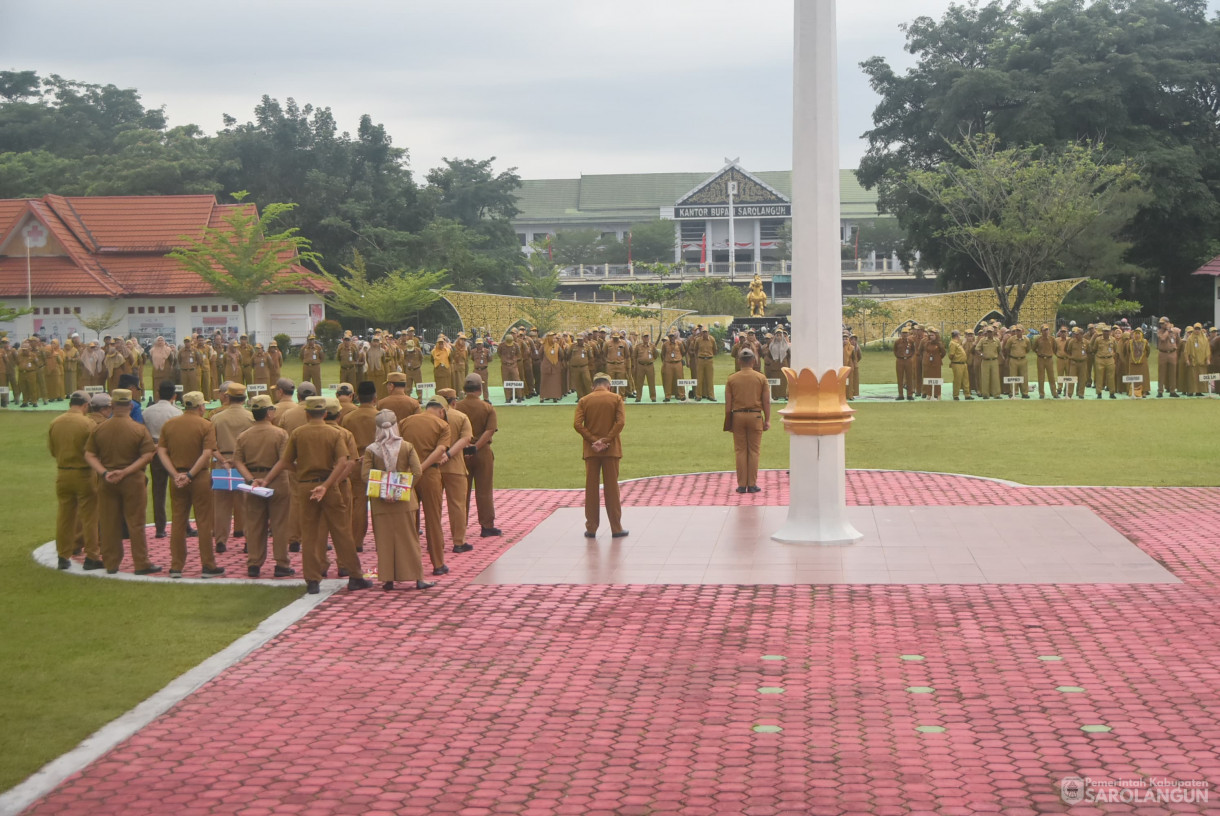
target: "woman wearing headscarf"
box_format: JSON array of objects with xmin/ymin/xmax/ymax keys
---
[
  {"xmin": 539, "ymin": 331, "xmax": 564, "ymax": 402},
  {"xmin": 43, "ymin": 339, "xmax": 65, "ymax": 401},
  {"xmin": 150, "ymin": 336, "xmax": 176, "ymax": 387},
  {"xmin": 431, "ymin": 335, "xmax": 452, "ymax": 393},
  {"xmin": 767, "ymin": 330, "xmax": 791, "ymax": 401},
  {"xmin": 361, "ymin": 409, "xmax": 433, "ymax": 591}
]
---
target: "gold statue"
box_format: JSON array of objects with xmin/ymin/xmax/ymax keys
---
[{"xmin": 746, "ymin": 274, "xmax": 768, "ymax": 317}]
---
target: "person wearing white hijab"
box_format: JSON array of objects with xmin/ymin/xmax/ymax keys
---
[{"xmin": 361, "ymin": 409, "xmax": 432, "ymax": 590}]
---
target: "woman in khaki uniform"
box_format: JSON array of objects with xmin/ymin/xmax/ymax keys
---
[
  {"xmin": 44, "ymin": 340, "xmax": 65, "ymax": 401},
  {"xmin": 362, "ymin": 410, "xmax": 432, "ymax": 591}
]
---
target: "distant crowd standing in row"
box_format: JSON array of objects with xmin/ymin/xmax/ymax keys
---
[
  {"xmin": 47, "ymin": 371, "xmax": 501, "ymax": 595},
  {"xmin": 888, "ymin": 318, "xmax": 1219, "ymax": 400}
]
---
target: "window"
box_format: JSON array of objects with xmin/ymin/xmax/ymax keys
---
[
  {"xmin": 168, "ymin": 306, "xmax": 175, "ymax": 314},
  {"xmin": 74, "ymin": 307, "xmax": 81, "ymax": 314},
  {"xmin": 158, "ymin": 306, "xmax": 165, "ymax": 314},
  {"xmin": 138, "ymin": 307, "xmax": 146, "ymax": 314},
  {"xmin": 517, "ymin": 233, "xmax": 527, "ymax": 246},
  {"xmin": 759, "ymin": 218, "xmax": 786, "ymax": 242},
  {"xmin": 53, "ymin": 307, "xmax": 61, "ymax": 315},
  {"xmin": 679, "ymin": 222, "xmax": 704, "ymax": 243},
  {"xmin": 211, "ymin": 305, "xmax": 218, "ymax": 313},
  {"xmin": 128, "ymin": 307, "xmax": 135, "ymax": 314}
]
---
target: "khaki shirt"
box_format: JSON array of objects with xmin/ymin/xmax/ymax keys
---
[
  {"xmin": 158, "ymin": 413, "xmax": 217, "ymax": 470},
  {"xmin": 399, "ymin": 412, "xmax": 450, "ymax": 463},
  {"xmin": 341, "ymin": 404, "xmax": 379, "ymax": 455},
  {"xmin": 440, "ymin": 408, "xmax": 472, "ymax": 475},
  {"xmin": 377, "ymin": 393, "xmax": 420, "ymax": 423},
  {"xmin": 725, "ymin": 368, "xmax": 769, "ymax": 411},
  {"xmin": 574, "ymin": 389, "xmax": 625, "ymax": 459},
  {"xmin": 85, "ymin": 415, "xmax": 155, "ymax": 470},
  {"xmin": 48, "ymin": 411, "xmax": 95, "ymax": 469},
  {"xmin": 453, "ymin": 395, "xmax": 497, "ymax": 441},
  {"xmin": 283, "ymin": 423, "xmax": 349, "ymax": 482},
  {"xmin": 235, "ymin": 422, "xmax": 289, "ymax": 477},
  {"xmin": 210, "ymin": 404, "xmax": 255, "ymax": 456},
  {"xmin": 278, "ymin": 402, "xmax": 310, "ymax": 434}
]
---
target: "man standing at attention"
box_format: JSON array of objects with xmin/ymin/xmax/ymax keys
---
[
  {"xmin": 723, "ymin": 348, "xmax": 770, "ymax": 494},
  {"xmin": 893, "ymin": 327, "xmax": 916, "ymax": 400},
  {"xmin": 84, "ymin": 389, "xmax": 161, "ymax": 575},
  {"xmin": 300, "ymin": 334, "xmax": 324, "ymax": 391},
  {"xmin": 574, "ymin": 372, "xmax": 627, "ymax": 538},
  {"xmin": 211, "ymin": 382, "xmax": 254, "ymax": 553},
  {"xmin": 47, "ymin": 391, "xmax": 104, "ymax": 570},
  {"xmin": 453, "ymin": 373, "xmax": 501, "ymax": 538},
  {"xmin": 692, "ymin": 327, "xmax": 717, "ymax": 401},
  {"xmin": 144, "ymin": 380, "xmax": 184, "ymax": 539}
]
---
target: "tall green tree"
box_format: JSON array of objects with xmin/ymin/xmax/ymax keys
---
[
  {"xmin": 166, "ymin": 193, "xmax": 320, "ymax": 336},
  {"xmin": 858, "ymin": 0, "xmax": 1220, "ymax": 313},
  {"xmin": 320, "ymin": 250, "xmax": 447, "ymax": 328},
  {"xmin": 904, "ymin": 135, "xmax": 1142, "ymax": 322},
  {"xmin": 516, "ymin": 243, "xmax": 563, "ymax": 334},
  {"xmin": 626, "ymin": 219, "xmax": 677, "ymax": 264},
  {"xmin": 0, "ymin": 302, "xmax": 32, "ymax": 323}
]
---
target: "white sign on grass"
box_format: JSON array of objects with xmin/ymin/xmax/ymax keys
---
[
  {"xmin": 84, "ymin": 385, "xmax": 105, "ymax": 394},
  {"xmin": 503, "ymin": 381, "xmax": 525, "ymax": 389},
  {"xmin": 923, "ymin": 378, "xmax": 944, "ymax": 386},
  {"xmin": 768, "ymin": 378, "xmax": 782, "ymax": 386},
  {"xmin": 174, "ymin": 385, "xmax": 184, "ymax": 393},
  {"xmin": 677, "ymin": 379, "xmax": 697, "ymax": 387},
  {"xmin": 247, "ymin": 384, "xmax": 267, "ymax": 394},
  {"xmin": 1003, "ymin": 376, "xmax": 1025, "ymax": 384},
  {"xmin": 1122, "ymin": 375, "xmax": 1144, "ymax": 384},
  {"xmin": 1058, "ymin": 376, "xmax": 1078, "ymax": 385},
  {"xmin": 610, "ymin": 379, "xmax": 630, "ymax": 388},
  {"xmin": 327, "ymin": 383, "xmax": 340, "ymax": 392},
  {"xmin": 1200, "ymin": 373, "xmax": 1220, "ymax": 382},
  {"xmin": 417, "ymin": 382, "xmax": 436, "ymax": 392}
]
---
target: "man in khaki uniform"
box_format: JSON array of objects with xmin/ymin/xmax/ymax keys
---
[
  {"xmin": 234, "ymin": 395, "xmax": 294, "ymax": 578},
  {"xmin": 1090, "ymin": 325, "xmax": 1118, "ymax": 398},
  {"xmin": 471, "ymin": 339, "xmax": 493, "ymax": 401},
  {"xmin": 1054, "ymin": 327, "xmax": 1071, "ymax": 396},
  {"xmin": 1064, "ymin": 328, "xmax": 1089, "ymax": 399},
  {"xmin": 255, "ymin": 396, "xmax": 370, "ymax": 594},
  {"xmin": 84, "ymin": 389, "xmax": 161, "ymax": 574},
  {"xmin": 660, "ymin": 330, "xmax": 686, "ymax": 402},
  {"xmin": 179, "ymin": 339, "xmax": 201, "ymax": 394},
  {"xmin": 893, "ymin": 327, "xmax": 917, "ymax": 400},
  {"xmin": 400, "ymin": 396, "xmax": 455, "ymax": 575},
  {"xmin": 378, "ymin": 371, "xmax": 420, "ymax": 421},
  {"xmin": 1003, "ymin": 325, "xmax": 1031, "ymax": 398},
  {"xmin": 238, "ymin": 335, "xmax": 255, "ymax": 385},
  {"xmin": 498, "ymin": 332, "xmax": 521, "ymax": 403},
  {"xmin": 157, "ymin": 391, "xmax": 225, "ymax": 578},
  {"xmin": 574, "ymin": 372, "xmax": 627, "ymax": 537},
  {"xmin": 210, "ymin": 382, "xmax": 255, "ymax": 553},
  {"xmin": 453, "ymin": 373, "xmax": 501, "ymax": 538},
  {"xmin": 723, "ymin": 349, "xmax": 771, "ymax": 493},
  {"xmin": 947, "ymin": 331, "xmax": 972, "ymax": 400},
  {"xmin": 402, "ymin": 328, "xmax": 424, "ymax": 394},
  {"xmin": 1032, "ymin": 324, "xmax": 1058, "ymax": 398},
  {"xmin": 48, "ymin": 391, "xmax": 104, "ymax": 570},
  {"xmin": 300, "ymin": 334, "xmax": 324, "ymax": 390},
  {"xmin": 438, "ymin": 388, "xmax": 473, "ymax": 554},
  {"xmin": 692, "ymin": 328, "xmax": 717, "ymax": 401},
  {"xmin": 337, "ymin": 335, "xmax": 360, "ymax": 386},
  {"xmin": 603, "ymin": 332, "xmax": 630, "ymax": 397},
  {"xmin": 976, "ymin": 327, "xmax": 1002, "ymax": 398},
  {"xmin": 341, "ymin": 381, "xmax": 380, "ymax": 547},
  {"xmin": 633, "ymin": 333, "xmax": 658, "ymax": 402}
]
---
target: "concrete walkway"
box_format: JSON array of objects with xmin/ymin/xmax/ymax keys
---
[{"xmin": 13, "ymin": 471, "xmax": 1220, "ymax": 815}]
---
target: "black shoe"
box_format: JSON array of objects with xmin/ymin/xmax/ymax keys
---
[
  {"xmin": 383, "ymin": 581, "xmax": 394, "ymax": 591},
  {"xmin": 186, "ymin": 526, "xmax": 197, "ymax": 537},
  {"xmin": 306, "ymin": 581, "xmax": 320, "ymax": 595},
  {"xmin": 965, "ymin": 396, "xmax": 974, "ymax": 401},
  {"xmin": 584, "ymin": 531, "xmax": 597, "ymax": 538},
  {"xmin": 338, "ymin": 568, "xmax": 349, "ymax": 578},
  {"xmin": 134, "ymin": 565, "xmax": 163, "ymax": 575},
  {"xmin": 215, "ymin": 541, "xmax": 227, "ymax": 553},
  {"xmin": 154, "ymin": 529, "xmax": 166, "ymax": 539},
  {"xmin": 247, "ymin": 566, "xmax": 261, "ymax": 578},
  {"xmin": 57, "ymin": 557, "xmax": 70, "ymax": 570},
  {"xmin": 906, "ymin": 396, "xmax": 914, "ymax": 401},
  {"xmin": 1109, "ymin": 393, "xmax": 1117, "ymax": 399},
  {"xmin": 480, "ymin": 527, "xmax": 502, "ymax": 537},
  {"xmin": 201, "ymin": 566, "xmax": 225, "ymax": 578},
  {"xmin": 612, "ymin": 530, "xmax": 629, "ymax": 538},
  {"xmin": 414, "ymin": 580, "xmax": 436, "ymax": 590},
  {"xmin": 736, "ymin": 486, "xmax": 747, "ymax": 494},
  {"xmin": 356, "ymin": 545, "xmax": 364, "ymax": 552},
  {"xmin": 233, "ymin": 530, "xmax": 244, "ymax": 539},
  {"xmin": 432, "ymin": 565, "xmax": 450, "ymax": 576},
  {"xmin": 106, "ymin": 568, "xmax": 118, "ymax": 574},
  {"xmin": 664, "ymin": 398, "xmax": 671, "ymax": 403},
  {"xmin": 242, "ymin": 543, "xmax": 248, "ymax": 553},
  {"xmin": 1170, "ymin": 392, "xmax": 1179, "ymax": 398},
  {"xmin": 273, "ymin": 565, "xmax": 295, "ymax": 577},
  {"xmin": 347, "ymin": 577, "xmax": 373, "ymax": 590},
  {"xmin": 1021, "ymin": 394, "xmax": 1029, "ymax": 399},
  {"xmin": 453, "ymin": 543, "xmax": 473, "ymax": 553},
  {"xmin": 83, "ymin": 558, "xmax": 104, "ymax": 570},
  {"xmin": 289, "ymin": 541, "xmax": 301, "ymax": 552},
  {"xmin": 747, "ymin": 486, "xmax": 761, "ymax": 494}
]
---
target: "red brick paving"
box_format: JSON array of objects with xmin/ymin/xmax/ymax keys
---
[{"xmin": 32, "ymin": 471, "xmax": 1220, "ymax": 814}]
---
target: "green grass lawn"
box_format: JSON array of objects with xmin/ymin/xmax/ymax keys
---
[{"xmin": 2, "ymin": 354, "xmax": 1215, "ymax": 792}]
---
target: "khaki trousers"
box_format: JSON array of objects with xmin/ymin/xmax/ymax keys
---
[
  {"xmin": 731, "ymin": 412, "xmax": 763, "ymax": 488},
  {"xmin": 149, "ymin": 456, "xmax": 171, "ymax": 533},
  {"xmin": 55, "ymin": 468, "xmax": 99, "ymax": 561},
  {"xmin": 1094, "ymin": 359, "xmax": 1116, "ymax": 395},
  {"xmin": 570, "ymin": 367, "xmax": 592, "ymax": 399},
  {"xmin": 213, "ymin": 486, "xmax": 245, "ymax": 545},
  {"xmin": 662, "ymin": 362, "xmax": 683, "ymax": 400},
  {"xmin": 1157, "ymin": 353, "xmax": 1177, "ymax": 394},
  {"xmin": 584, "ymin": 456, "xmax": 622, "ymax": 534},
  {"xmin": 415, "ymin": 468, "xmax": 446, "ymax": 569},
  {"xmin": 302, "ymin": 364, "xmax": 321, "ymax": 390},
  {"xmin": 349, "ymin": 472, "xmax": 369, "ymax": 550},
  {"xmin": 169, "ymin": 474, "xmax": 216, "ymax": 572},
  {"xmin": 950, "ymin": 362, "xmax": 969, "ymax": 398},
  {"xmin": 1036, "ymin": 356, "xmax": 1056, "ymax": 395},
  {"xmin": 1067, "ymin": 360, "xmax": 1088, "ymax": 397},
  {"xmin": 442, "ymin": 471, "xmax": 468, "ymax": 548},
  {"xmin": 1007, "ymin": 357, "xmax": 1029, "ymax": 396},
  {"xmin": 464, "ymin": 448, "xmax": 496, "ymax": 529},
  {"xmin": 633, "ymin": 364, "xmax": 656, "ymax": 401},
  {"xmin": 245, "ymin": 475, "xmax": 290, "ymax": 569},
  {"xmin": 696, "ymin": 359, "xmax": 715, "ymax": 399},
  {"xmin": 98, "ymin": 472, "xmax": 151, "ymax": 572},
  {"xmin": 297, "ymin": 483, "xmax": 362, "ymax": 583}
]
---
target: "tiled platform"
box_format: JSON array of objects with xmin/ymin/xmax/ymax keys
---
[
  {"xmin": 475, "ymin": 505, "xmax": 1177, "ymax": 585},
  {"xmin": 15, "ymin": 470, "xmax": 1220, "ymax": 816}
]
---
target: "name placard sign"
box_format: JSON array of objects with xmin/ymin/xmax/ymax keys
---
[
  {"xmin": 502, "ymin": 381, "xmax": 524, "ymax": 389},
  {"xmin": 175, "ymin": 385, "xmax": 184, "ymax": 393},
  {"xmin": 1057, "ymin": 376, "xmax": 1078, "ymax": 385},
  {"xmin": 417, "ymin": 382, "xmax": 436, "ymax": 393},
  {"xmin": 247, "ymin": 384, "xmax": 267, "ymax": 394},
  {"xmin": 677, "ymin": 379, "xmax": 697, "ymax": 387},
  {"xmin": 0, "ymin": 387, "xmax": 9, "ymax": 396},
  {"xmin": 768, "ymin": 378, "xmax": 782, "ymax": 386},
  {"xmin": 923, "ymin": 378, "xmax": 944, "ymax": 386},
  {"xmin": 1122, "ymin": 375, "xmax": 1144, "ymax": 383},
  {"xmin": 84, "ymin": 386, "xmax": 105, "ymax": 394},
  {"xmin": 327, "ymin": 383, "xmax": 340, "ymax": 392},
  {"xmin": 1200, "ymin": 373, "xmax": 1220, "ymax": 382},
  {"xmin": 1003, "ymin": 376, "xmax": 1025, "ymax": 384},
  {"xmin": 610, "ymin": 379, "xmax": 629, "ymax": 388}
]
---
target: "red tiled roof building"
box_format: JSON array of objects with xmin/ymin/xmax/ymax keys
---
[{"xmin": 0, "ymin": 195, "xmax": 325, "ymax": 344}]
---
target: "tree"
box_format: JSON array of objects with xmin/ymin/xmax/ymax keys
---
[
  {"xmin": 858, "ymin": 0, "xmax": 1220, "ymax": 311},
  {"xmin": 551, "ymin": 229, "xmax": 603, "ymax": 266},
  {"xmin": 320, "ymin": 250, "xmax": 448, "ymax": 328},
  {"xmin": 79, "ymin": 302, "xmax": 125, "ymax": 340},
  {"xmin": 166, "ymin": 192, "xmax": 320, "ymax": 336},
  {"xmin": 516, "ymin": 243, "xmax": 563, "ymax": 334},
  {"xmin": 904, "ymin": 135, "xmax": 1141, "ymax": 322},
  {"xmin": 0, "ymin": 302, "xmax": 32, "ymax": 323},
  {"xmin": 674, "ymin": 278, "xmax": 746, "ymax": 317},
  {"xmin": 1058, "ymin": 279, "xmax": 1143, "ymax": 325},
  {"xmin": 603, "ymin": 262, "xmax": 691, "ymax": 338},
  {"xmin": 842, "ymin": 297, "xmax": 895, "ymax": 345},
  {"xmin": 626, "ymin": 219, "xmax": 677, "ymax": 264}
]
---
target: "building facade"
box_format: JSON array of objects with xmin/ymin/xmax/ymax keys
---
[{"xmin": 0, "ymin": 195, "xmax": 325, "ymax": 344}]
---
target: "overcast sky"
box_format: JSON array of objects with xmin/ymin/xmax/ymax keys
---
[{"xmin": 3, "ymin": 1, "xmax": 1218, "ymax": 181}]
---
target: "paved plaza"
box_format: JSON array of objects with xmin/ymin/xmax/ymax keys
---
[{"xmin": 16, "ymin": 470, "xmax": 1220, "ymax": 815}]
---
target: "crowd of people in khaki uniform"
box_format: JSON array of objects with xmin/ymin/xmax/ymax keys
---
[
  {"xmin": 890, "ymin": 318, "xmax": 1218, "ymax": 400},
  {"xmin": 46, "ymin": 366, "xmax": 502, "ymax": 596}
]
